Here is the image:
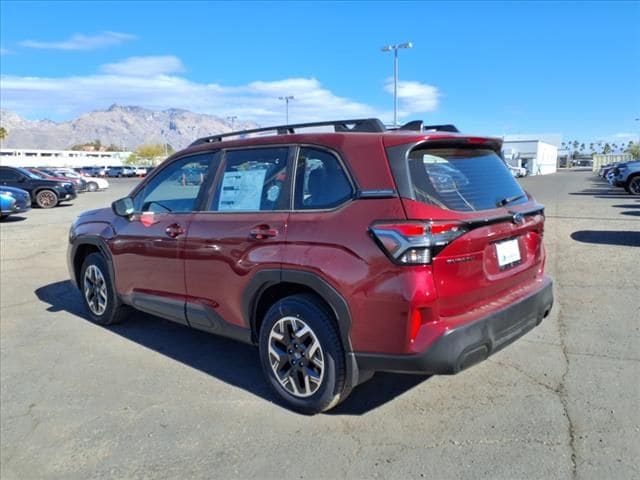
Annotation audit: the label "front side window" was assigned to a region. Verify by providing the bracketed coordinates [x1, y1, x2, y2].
[294, 147, 353, 210]
[210, 147, 289, 211]
[134, 154, 214, 213]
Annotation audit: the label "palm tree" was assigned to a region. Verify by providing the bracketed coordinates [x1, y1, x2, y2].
[603, 143, 612, 154]
[0, 127, 7, 147]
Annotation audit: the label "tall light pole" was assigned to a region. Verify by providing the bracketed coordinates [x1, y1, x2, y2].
[278, 95, 294, 124]
[226, 115, 238, 130]
[381, 42, 413, 126]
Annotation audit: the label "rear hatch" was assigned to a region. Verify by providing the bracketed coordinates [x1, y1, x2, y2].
[385, 139, 545, 317]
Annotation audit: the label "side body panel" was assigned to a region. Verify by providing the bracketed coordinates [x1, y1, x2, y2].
[184, 212, 289, 330]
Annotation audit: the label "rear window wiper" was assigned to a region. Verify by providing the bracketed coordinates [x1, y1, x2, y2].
[496, 194, 525, 207]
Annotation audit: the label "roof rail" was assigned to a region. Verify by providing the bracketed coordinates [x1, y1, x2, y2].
[190, 118, 386, 146]
[397, 120, 459, 133]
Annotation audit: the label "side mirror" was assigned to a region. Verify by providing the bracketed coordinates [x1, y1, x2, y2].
[112, 197, 135, 218]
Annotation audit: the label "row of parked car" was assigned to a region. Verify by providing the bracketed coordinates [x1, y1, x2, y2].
[597, 160, 640, 195]
[0, 165, 113, 220]
[80, 165, 151, 178]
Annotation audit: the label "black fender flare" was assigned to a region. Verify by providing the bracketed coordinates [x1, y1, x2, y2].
[243, 269, 353, 352]
[70, 235, 116, 291]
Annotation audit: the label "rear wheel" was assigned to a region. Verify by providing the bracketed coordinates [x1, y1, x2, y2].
[35, 189, 58, 209]
[259, 294, 347, 414]
[627, 176, 640, 195]
[87, 181, 98, 192]
[80, 253, 129, 325]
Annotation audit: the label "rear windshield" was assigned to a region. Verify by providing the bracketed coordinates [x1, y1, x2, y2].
[407, 147, 527, 211]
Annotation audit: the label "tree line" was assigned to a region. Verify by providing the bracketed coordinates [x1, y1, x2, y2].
[561, 139, 638, 157]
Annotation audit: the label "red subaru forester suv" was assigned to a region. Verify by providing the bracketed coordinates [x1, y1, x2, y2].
[68, 119, 553, 413]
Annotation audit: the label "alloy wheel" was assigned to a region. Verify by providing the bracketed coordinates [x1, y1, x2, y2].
[629, 177, 640, 195]
[83, 265, 108, 316]
[37, 191, 57, 208]
[268, 316, 325, 398]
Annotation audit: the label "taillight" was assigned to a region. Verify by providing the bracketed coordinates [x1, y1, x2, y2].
[369, 221, 467, 265]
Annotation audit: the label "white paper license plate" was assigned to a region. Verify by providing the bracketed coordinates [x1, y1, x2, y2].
[496, 238, 521, 267]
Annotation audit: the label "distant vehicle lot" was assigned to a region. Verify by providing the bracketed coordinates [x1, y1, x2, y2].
[1, 173, 638, 479]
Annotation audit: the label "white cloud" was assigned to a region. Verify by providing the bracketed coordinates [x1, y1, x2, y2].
[613, 132, 638, 139]
[0, 48, 11, 56]
[0, 56, 442, 124]
[100, 56, 185, 76]
[384, 79, 440, 115]
[20, 31, 136, 51]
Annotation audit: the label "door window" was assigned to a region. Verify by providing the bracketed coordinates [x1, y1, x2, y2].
[0, 168, 22, 182]
[294, 148, 353, 210]
[133, 154, 215, 213]
[210, 147, 290, 211]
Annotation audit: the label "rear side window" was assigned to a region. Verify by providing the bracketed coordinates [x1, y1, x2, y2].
[211, 147, 289, 212]
[408, 147, 527, 211]
[294, 147, 353, 210]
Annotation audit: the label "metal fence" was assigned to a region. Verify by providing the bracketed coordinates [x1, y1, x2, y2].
[592, 154, 633, 172]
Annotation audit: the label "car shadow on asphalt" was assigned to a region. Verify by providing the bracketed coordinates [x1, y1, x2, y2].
[570, 177, 638, 199]
[611, 203, 640, 209]
[569, 190, 634, 199]
[0, 215, 28, 223]
[570, 230, 640, 247]
[35, 280, 429, 415]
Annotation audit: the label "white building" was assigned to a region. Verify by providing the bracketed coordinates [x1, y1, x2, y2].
[502, 138, 558, 175]
[0, 148, 132, 168]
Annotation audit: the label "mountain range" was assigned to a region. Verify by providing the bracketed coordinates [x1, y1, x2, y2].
[0, 105, 257, 151]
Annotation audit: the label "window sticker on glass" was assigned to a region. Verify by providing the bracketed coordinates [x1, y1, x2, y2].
[218, 169, 268, 211]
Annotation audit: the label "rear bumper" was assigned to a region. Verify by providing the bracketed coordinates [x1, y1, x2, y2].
[354, 276, 554, 375]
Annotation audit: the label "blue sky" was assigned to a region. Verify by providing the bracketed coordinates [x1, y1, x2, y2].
[1, 0, 639, 144]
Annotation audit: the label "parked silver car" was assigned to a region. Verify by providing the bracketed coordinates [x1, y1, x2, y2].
[610, 161, 640, 195]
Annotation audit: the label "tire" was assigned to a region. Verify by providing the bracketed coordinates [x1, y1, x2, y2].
[258, 294, 347, 414]
[35, 189, 58, 209]
[80, 253, 129, 325]
[87, 182, 98, 192]
[627, 176, 640, 195]
[0, 214, 8, 221]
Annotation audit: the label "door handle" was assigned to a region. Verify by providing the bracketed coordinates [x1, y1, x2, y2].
[249, 225, 279, 240]
[165, 223, 185, 238]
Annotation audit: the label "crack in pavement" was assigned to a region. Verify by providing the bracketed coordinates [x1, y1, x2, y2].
[556, 297, 578, 480]
[488, 359, 557, 393]
[548, 199, 578, 479]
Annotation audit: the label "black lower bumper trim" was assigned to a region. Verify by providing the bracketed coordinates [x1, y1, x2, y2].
[355, 277, 554, 375]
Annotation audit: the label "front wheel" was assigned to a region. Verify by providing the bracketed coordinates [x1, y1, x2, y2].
[627, 176, 640, 195]
[35, 189, 58, 208]
[80, 253, 129, 325]
[87, 181, 98, 192]
[258, 294, 347, 414]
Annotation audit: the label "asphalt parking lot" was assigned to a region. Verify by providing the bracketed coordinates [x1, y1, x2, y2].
[1, 172, 639, 479]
